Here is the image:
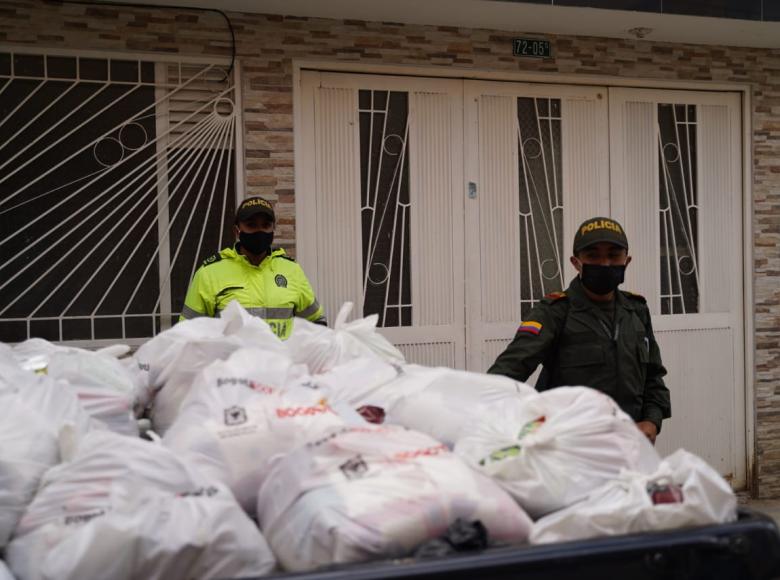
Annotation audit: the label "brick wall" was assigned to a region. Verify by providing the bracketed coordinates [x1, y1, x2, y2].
[3, 1, 780, 496]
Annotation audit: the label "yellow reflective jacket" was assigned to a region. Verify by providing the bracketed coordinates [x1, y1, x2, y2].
[179, 246, 325, 339]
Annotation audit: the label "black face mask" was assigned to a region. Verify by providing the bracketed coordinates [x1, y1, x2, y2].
[239, 230, 274, 256]
[580, 263, 626, 295]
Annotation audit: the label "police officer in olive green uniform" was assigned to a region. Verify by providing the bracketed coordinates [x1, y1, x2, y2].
[488, 217, 671, 444]
[180, 196, 326, 339]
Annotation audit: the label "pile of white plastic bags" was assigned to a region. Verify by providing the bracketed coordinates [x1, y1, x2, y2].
[163, 348, 348, 513]
[257, 424, 532, 571]
[0, 362, 92, 548]
[0, 301, 738, 578]
[6, 339, 144, 436]
[6, 431, 274, 580]
[529, 449, 737, 543]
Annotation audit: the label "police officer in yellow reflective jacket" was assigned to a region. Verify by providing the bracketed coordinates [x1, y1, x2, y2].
[488, 217, 671, 444]
[180, 196, 326, 339]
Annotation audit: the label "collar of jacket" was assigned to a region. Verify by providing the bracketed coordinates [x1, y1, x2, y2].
[228, 244, 286, 268]
[566, 275, 636, 312]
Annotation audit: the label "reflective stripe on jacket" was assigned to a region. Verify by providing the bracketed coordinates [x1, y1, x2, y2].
[179, 246, 325, 339]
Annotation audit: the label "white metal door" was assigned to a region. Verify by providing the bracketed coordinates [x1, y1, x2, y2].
[464, 81, 610, 372]
[298, 71, 466, 367]
[609, 88, 745, 486]
[299, 72, 746, 485]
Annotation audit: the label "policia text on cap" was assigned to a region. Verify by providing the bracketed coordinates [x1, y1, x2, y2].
[179, 196, 326, 339]
[488, 217, 671, 444]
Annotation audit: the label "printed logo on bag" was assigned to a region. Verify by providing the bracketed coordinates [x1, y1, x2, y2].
[64, 510, 106, 526]
[179, 486, 220, 498]
[275, 274, 288, 288]
[647, 482, 685, 505]
[218, 377, 253, 388]
[339, 455, 369, 480]
[216, 377, 276, 394]
[307, 426, 377, 449]
[224, 405, 248, 426]
[308, 428, 348, 449]
[480, 416, 546, 466]
[276, 403, 335, 419]
[251, 382, 275, 394]
[393, 443, 448, 461]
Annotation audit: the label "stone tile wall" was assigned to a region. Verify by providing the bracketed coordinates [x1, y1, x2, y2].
[3, 0, 780, 496]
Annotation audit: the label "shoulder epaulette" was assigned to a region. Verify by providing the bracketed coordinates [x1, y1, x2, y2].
[542, 291, 568, 303]
[622, 290, 647, 303]
[273, 252, 296, 262]
[201, 253, 222, 267]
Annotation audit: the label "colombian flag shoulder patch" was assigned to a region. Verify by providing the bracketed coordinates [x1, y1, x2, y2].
[544, 291, 567, 301]
[517, 320, 542, 335]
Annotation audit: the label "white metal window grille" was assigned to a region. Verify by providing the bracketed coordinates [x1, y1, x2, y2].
[358, 89, 412, 327]
[517, 97, 563, 318]
[0, 51, 238, 344]
[658, 103, 699, 314]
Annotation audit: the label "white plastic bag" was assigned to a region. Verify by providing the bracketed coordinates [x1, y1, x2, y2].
[6, 430, 275, 580]
[286, 303, 405, 374]
[455, 386, 661, 518]
[531, 449, 737, 543]
[305, 363, 454, 412]
[28, 484, 275, 580]
[258, 424, 533, 572]
[0, 374, 93, 548]
[9, 338, 65, 374]
[163, 348, 346, 513]
[0, 560, 13, 580]
[136, 301, 288, 433]
[10, 339, 143, 435]
[0, 343, 24, 391]
[386, 369, 535, 446]
[149, 338, 243, 433]
[294, 362, 534, 444]
[45, 350, 141, 436]
[295, 357, 402, 407]
[9, 430, 207, 538]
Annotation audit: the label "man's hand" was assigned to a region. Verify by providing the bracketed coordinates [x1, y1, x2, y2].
[636, 420, 658, 445]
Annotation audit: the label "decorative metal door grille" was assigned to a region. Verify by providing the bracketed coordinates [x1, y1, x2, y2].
[658, 103, 699, 314]
[517, 97, 563, 318]
[0, 51, 237, 343]
[358, 89, 412, 327]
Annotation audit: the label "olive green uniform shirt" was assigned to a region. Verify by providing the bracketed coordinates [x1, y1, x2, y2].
[487, 276, 671, 431]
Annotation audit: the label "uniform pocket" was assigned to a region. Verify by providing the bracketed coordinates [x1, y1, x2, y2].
[636, 331, 650, 363]
[558, 343, 605, 367]
[216, 285, 244, 297]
